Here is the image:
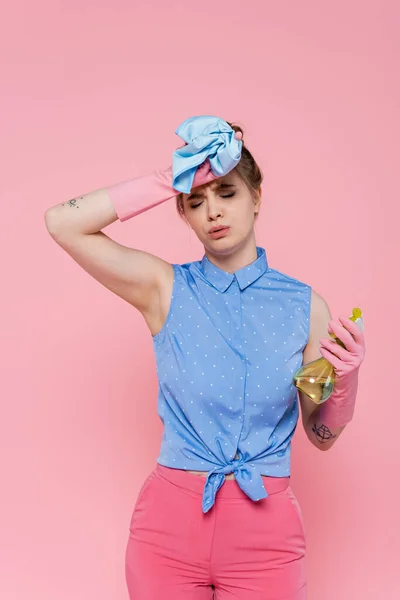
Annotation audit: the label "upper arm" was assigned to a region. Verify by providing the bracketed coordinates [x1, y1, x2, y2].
[298, 289, 332, 428]
[47, 228, 173, 315]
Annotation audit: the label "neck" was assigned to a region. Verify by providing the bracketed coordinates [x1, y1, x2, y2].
[205, 236, 258, 274]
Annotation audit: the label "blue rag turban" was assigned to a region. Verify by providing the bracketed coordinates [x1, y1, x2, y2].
[172, 115, 243, 194]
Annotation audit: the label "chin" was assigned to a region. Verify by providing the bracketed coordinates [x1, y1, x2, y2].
[204, 237, 239, 256]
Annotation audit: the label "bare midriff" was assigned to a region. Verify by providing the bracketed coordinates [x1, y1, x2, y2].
[185, 470, 236, 480]
[180, 452, 239, 480]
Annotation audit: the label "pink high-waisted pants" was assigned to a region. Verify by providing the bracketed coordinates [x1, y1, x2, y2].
[125, 464, 307, 599]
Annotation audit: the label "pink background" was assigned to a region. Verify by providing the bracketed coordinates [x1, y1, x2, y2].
[1, 1, 399, 598]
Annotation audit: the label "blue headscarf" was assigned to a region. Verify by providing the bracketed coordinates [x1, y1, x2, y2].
[172, 115, 243, 194]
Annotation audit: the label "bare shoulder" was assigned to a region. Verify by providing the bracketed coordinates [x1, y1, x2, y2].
[307, 289, 332, 350]
[310, 289, 331, 321]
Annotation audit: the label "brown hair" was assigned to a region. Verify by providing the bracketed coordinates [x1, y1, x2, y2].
[175, 121, 263, 220]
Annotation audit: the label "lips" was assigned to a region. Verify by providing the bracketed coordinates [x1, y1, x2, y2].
[209, 226, 229, 233]
[208, 226, 230, 239]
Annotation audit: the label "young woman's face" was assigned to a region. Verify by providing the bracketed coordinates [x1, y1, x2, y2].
[181, 170, 262, 254]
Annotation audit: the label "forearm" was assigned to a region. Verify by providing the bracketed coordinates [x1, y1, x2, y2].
[305, 405, 346, 451]
[300, 303, 365, 452]
[44, 166, 176, 237]
[45, 188, 118, 237]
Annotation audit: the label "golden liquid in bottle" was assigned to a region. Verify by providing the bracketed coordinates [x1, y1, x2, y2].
[293, 358, 335, 404]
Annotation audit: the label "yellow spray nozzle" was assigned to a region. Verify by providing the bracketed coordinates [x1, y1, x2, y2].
[328, 307, 363, 342]
[350, 307, 362, 321]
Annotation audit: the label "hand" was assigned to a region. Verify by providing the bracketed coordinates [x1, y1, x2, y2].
[192, 158, 218, 188]
[319, 316, 366, 382]
[191, 131, 243, 189]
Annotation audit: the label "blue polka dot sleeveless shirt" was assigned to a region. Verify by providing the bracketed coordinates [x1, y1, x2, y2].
[153, 246, 311, 513]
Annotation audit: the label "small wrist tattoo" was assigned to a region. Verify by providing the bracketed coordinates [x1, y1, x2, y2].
[62, 197, 83, 208]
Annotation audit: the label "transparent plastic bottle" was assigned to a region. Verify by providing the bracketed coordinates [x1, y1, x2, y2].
[293, 307, 364, 404]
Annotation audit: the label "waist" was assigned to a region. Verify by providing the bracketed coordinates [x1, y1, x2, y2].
[155, 464, 291, 497]
[157, 449, 292, 481]
[185, 451, 237, 479]
[186, 468, 230, 479]
[180, 469, 274, 480]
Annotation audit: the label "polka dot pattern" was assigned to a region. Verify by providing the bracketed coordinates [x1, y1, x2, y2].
[153, 247, 311, 513]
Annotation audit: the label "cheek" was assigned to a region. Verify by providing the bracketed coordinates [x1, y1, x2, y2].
[235, 200, 256, 224]
[185, 210, 204, 232]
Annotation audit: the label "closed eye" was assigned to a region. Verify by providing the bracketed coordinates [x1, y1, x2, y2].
[190, 192, 236, 209]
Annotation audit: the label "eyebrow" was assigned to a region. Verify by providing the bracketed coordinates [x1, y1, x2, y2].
[187, 183, 237, 201]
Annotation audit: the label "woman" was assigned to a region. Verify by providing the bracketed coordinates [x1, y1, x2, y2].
[45, 116, 365, 599]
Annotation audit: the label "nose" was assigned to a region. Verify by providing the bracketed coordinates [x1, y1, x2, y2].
[206, 196, 223, 221]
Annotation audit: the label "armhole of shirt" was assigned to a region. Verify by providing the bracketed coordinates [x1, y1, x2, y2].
[152, 263, 180, 348]
[304, 284, 312, 348]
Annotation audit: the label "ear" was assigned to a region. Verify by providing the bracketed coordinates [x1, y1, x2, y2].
[253, 187, 262, 214]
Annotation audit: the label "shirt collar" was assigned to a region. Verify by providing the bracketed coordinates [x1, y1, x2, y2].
[200, 246, 269, 292]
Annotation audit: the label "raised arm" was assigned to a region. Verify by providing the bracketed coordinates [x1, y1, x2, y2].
[44, 180, 174, 325]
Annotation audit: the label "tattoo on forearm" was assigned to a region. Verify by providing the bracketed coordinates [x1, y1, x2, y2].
[62, 197, 83, 209]
[312, 422, 337, 444]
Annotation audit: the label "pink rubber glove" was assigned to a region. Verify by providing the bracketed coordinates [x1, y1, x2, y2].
[108, 132, 243, 222]
[318, 315, 366, 429]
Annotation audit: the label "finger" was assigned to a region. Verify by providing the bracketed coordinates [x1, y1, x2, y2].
[320, 338, 352, 362]
[338, 316, 364, 345]
[328, 320, 358, 353]
[319, 346, 342, 371]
